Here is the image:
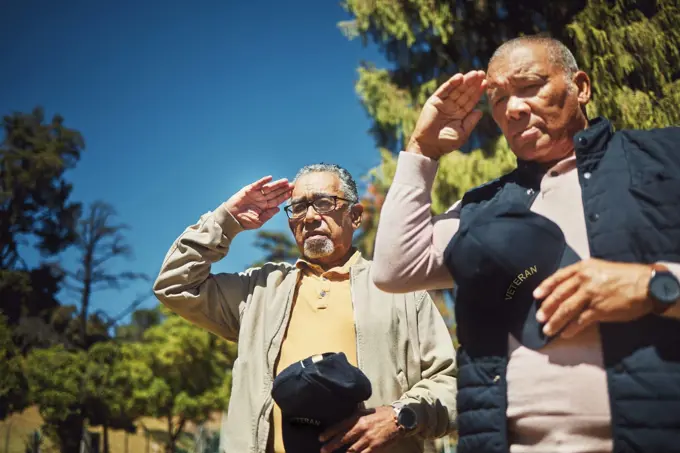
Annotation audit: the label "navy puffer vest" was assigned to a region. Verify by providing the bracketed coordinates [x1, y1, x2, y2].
[445, 118, 680, 453]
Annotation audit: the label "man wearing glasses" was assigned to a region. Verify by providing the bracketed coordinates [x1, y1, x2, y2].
[153, 163, 457, 453]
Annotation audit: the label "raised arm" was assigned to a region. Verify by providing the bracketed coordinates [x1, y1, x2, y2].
[372, 70, 487, 293]
[371, 153, 461, 292]
[153, 176, 293, 341]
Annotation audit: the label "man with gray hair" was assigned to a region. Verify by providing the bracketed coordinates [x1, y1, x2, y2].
[153, 163, 457, 453]
[372, 34, 680, 453]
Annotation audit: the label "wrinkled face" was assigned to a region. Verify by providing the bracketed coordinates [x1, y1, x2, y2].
[486, 43, 591, 163]
[287, 172, 362, 266]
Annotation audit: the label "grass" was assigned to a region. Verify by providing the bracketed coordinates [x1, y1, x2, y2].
[0, 407, 222, 453]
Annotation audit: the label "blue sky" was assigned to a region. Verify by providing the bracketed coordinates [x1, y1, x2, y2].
[1, 0, 389, 323]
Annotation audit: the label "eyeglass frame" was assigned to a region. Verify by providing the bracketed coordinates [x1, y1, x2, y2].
[284, 195, 355, 219]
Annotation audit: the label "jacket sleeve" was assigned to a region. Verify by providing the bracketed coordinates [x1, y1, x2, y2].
[152, 203, 259, 342]
[395, 290, 458, 439]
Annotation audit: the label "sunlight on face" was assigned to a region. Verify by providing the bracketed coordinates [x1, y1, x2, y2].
[486, 43, 588, 164]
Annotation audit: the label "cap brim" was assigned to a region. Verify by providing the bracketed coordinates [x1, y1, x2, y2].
[510, 245, 581, 350]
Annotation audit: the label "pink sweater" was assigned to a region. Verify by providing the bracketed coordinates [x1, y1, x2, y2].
[373, 152, 680, 453]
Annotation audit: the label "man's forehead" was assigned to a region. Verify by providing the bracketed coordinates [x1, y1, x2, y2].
[487, 44, 550, 86]
[291, 172, 341, 198]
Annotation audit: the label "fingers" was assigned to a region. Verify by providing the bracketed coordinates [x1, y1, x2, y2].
[261, 177, 292, 192]
[249, 175, 273, 190]
[534, 264, 580, 300]
[535, 274, 581, 323]
[450, 71, 486, 109]
[269, 189, 293, 207]
[248, 177, 294, 206]
[542, 288, 590, 336]
[320, 426, 361, 453]
[346, 437, 370, 453]
[320, 415, 357, 444]
[560, 309, 597, 339]
[433, 73, 465, 98]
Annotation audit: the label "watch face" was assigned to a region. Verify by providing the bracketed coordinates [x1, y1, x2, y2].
[650, 272, 680, 305]
[398, 407, 418, 430]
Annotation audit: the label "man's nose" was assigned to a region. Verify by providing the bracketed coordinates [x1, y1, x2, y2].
[303, 205, 320, 223]
[505, 96, 530, 120]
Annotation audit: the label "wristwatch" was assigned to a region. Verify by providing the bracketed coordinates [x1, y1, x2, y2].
[648, 264, 680, 314]
[391, 402, 418, 432]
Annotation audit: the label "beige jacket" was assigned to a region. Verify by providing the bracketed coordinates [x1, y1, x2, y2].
[152, 203, 458, 453]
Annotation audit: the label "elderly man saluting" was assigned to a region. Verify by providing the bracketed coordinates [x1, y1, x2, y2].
[153, 163, 457, 453]
[372, 35, 680, 453]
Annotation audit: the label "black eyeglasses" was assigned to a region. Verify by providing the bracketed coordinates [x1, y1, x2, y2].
[284, 195, 354, 219]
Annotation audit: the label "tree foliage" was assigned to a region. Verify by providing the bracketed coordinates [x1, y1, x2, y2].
[0, 107, 84, 353]
[115, 307, 163, 342]
[124, 309, 237, 453]
[568, 0, 680, 129]
[24, 345, 88, 453]
[0, 314, 28, 420]
[0, 107, 83, 270]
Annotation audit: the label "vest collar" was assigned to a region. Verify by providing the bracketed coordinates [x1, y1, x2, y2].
[513, 117, 613, 185]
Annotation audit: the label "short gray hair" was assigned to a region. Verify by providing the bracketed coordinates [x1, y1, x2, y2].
[294, 163, 359, 203]
[490, 35, 579, 79]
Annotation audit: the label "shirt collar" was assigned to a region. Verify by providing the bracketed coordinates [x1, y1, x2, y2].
[296, 249, 362, 278]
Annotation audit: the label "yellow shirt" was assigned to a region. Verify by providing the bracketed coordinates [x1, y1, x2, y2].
[271, 250, 361, 453]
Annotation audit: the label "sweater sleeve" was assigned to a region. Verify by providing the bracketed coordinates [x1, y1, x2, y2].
[372, 152, 461, 293]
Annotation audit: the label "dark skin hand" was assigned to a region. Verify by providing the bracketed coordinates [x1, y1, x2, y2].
[319, 406, 405, 453]
[534, 258, 655, 338]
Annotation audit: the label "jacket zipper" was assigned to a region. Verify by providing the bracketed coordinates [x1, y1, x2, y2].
[253, 274, 298, 452]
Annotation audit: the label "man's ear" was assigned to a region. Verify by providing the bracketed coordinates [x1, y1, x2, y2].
[573, 70, 591, 106]
[351, 204, 363, 230]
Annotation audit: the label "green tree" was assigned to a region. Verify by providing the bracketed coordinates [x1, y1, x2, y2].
[115, 307, 164, 342]
[24, 339, 141, 453]
[568, 0, 680, 129]
[0, 108, 83, 324]
[85, 341, 141, 453]
[24, 345, 87, 453]
[0, 107, 83, 271]
[126, 309, 237, 453]
[0, 314, 28, 420]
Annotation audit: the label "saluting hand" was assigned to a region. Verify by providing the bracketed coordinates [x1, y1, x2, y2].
[224, 175, 294, 230]
[408, 70, 487, 160]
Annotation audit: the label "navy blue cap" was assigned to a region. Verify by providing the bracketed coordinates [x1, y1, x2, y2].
[444, 202, 581, 349]
[271, 352, 372, 453]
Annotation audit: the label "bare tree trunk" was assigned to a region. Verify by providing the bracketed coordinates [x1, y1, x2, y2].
[166, 416, 174, 453]
[79, 241, 94, 346]
[102, 421, 110, 453]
